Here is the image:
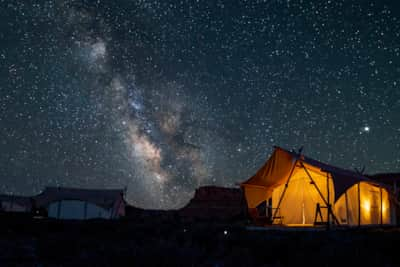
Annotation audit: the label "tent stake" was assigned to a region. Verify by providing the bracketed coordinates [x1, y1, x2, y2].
[300, 162, 340, 226]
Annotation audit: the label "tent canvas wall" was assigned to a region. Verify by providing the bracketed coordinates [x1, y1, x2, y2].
[241, 147, 396, 226]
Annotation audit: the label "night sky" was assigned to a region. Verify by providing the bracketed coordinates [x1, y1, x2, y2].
[1, 0, 400, 209]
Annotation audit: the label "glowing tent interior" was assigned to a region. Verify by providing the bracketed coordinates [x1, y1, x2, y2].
[241, 147, 396, 226]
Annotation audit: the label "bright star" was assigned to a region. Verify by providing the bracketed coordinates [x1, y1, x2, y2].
[360, 125, 370, 134]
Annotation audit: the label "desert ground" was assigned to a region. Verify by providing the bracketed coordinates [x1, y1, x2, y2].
[1, 212, 400, 267]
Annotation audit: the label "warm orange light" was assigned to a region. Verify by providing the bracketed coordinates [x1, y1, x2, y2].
[363, 200, 371, 213]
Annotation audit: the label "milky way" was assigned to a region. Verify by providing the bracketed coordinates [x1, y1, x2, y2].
[1, 0, 400, 209]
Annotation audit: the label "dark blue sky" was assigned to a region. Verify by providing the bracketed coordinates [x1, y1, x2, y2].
[1, 0, 400, 208]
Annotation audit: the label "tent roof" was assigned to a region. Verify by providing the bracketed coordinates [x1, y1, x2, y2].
[242, 146, 380, 200]
[0, 194, 33, 209]
[368, 173, 400, 186]
[35, 187, 124, 209]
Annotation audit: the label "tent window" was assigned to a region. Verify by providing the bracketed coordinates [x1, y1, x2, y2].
[334, 182, 392, 226]
[48, 200, 111, 220]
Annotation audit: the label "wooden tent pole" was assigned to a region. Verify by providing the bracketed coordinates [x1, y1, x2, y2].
[327, 173, 330, 229]
[358, 182, 361, 227]
[345, 191, 349, 225]
[300, 162, 340, 225]
[272, 160, 298, 221]
[380, 187, 383, 226]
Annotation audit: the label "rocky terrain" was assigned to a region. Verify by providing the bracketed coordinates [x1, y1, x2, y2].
[179, 186, 246, 221]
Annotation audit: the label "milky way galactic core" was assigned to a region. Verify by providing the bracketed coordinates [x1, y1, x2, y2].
[1, 0, 400, 209]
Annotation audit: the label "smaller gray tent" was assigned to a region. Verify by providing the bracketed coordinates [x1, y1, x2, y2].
[35, 187, 125, 220]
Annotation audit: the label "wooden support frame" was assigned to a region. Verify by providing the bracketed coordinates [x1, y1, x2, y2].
[271, 159, 298, 223]
[314, 203, 326, 225]
[300, 162, 340, 226]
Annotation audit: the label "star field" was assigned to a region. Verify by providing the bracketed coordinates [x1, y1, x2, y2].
[1, 0, 400, 209]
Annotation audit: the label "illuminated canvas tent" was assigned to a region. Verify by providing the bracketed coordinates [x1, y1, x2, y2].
[241, 147, 396, 226]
